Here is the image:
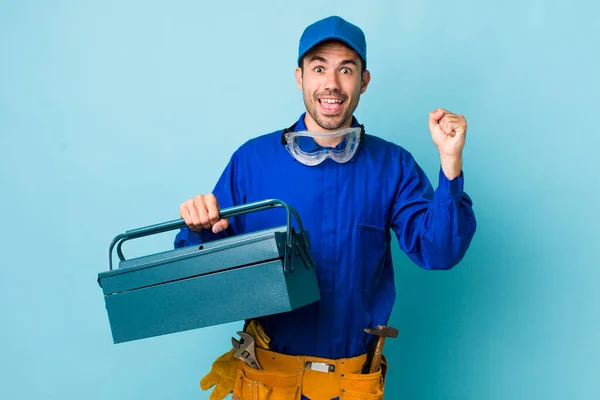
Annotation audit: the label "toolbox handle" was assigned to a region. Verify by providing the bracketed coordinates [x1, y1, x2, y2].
[108, 199, 307, 271]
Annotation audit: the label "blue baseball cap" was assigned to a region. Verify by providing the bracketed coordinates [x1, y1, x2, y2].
[297, 16, 367, 68]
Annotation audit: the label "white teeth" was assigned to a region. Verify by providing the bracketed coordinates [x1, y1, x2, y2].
[321, 99, 342, 104]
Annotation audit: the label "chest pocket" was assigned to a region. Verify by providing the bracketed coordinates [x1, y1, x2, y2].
[354, 204, 392, 292]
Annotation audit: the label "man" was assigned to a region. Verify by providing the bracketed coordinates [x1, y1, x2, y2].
[175, 15, 476, 400]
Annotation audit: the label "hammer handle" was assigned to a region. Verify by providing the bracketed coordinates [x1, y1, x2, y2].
[369, 337, 386, 373]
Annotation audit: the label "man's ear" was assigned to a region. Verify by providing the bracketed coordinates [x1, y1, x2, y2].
[295, 67, 303, 90]
[360, 70, 371, 94]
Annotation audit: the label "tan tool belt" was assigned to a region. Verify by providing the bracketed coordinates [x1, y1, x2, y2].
[233, 347, 388, 400]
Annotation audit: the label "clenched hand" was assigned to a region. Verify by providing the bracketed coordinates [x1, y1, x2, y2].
[180, 194, 229, 234]
[428, 108, 468, 180]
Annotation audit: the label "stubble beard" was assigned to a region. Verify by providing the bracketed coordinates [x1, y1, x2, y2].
[303, 90, 360, 132]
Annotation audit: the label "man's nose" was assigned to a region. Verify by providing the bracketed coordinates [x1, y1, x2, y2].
[323, 70, 340, 92]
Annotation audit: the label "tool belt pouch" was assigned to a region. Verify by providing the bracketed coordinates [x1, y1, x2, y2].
[234, 361, 302, 400]
[339, 356, 387, 400]
[97, 199, 319, 344]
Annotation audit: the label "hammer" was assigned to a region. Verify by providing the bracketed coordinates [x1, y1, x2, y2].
[364, 325, 399, 373]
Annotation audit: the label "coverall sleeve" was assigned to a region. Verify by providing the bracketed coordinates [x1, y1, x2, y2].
[390, 151, 476, 270]
[173, 151, 245, 248]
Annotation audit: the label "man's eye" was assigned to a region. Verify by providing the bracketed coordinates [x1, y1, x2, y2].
[341, 68, 352, 74]
[314, 67, 324, 73]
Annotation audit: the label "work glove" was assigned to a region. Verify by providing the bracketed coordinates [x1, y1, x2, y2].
[246, 320, 270, 349]
[200, 348, 239, 400]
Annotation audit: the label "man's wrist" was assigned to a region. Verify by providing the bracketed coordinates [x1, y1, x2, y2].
[440, 154, 463, 180]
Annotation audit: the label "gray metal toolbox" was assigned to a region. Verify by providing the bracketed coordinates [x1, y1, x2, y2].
[98, 199, 319, 344]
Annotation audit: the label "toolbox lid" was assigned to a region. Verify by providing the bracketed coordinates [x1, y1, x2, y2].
[98, 226, 287, 295]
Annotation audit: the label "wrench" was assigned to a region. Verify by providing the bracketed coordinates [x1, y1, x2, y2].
[231, 331, 262, 370]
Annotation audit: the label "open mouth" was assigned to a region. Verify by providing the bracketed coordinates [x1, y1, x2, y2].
[318, 98, 344, 114]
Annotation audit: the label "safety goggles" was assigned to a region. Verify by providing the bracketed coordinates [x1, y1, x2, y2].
[282, 126, 363, 166]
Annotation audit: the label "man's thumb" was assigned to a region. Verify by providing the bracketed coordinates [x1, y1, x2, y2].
[429, 108, 444, 130]
[212, 219, 229, 234]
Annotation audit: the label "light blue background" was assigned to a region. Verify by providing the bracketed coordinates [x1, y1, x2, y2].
[1, 0, 598, 398]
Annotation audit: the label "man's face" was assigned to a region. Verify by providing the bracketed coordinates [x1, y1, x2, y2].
[295, 41, 370, 132]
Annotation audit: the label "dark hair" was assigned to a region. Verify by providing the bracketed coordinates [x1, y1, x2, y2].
[300, 39, 367, 74]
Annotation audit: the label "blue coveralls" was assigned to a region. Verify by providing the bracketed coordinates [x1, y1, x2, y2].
[175, 113, 476, 360]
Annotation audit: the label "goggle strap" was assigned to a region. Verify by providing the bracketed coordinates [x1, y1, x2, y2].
[281, 122, 299, 145]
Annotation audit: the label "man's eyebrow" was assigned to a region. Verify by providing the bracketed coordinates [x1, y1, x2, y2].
[308, 55, 328, 64]
[307, 56, 358, 66]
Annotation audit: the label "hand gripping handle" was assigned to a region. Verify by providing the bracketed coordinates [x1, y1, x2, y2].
[107, 199, 307, 271]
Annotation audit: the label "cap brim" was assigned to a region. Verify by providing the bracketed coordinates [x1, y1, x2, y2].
[297, 35, 366, 66]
